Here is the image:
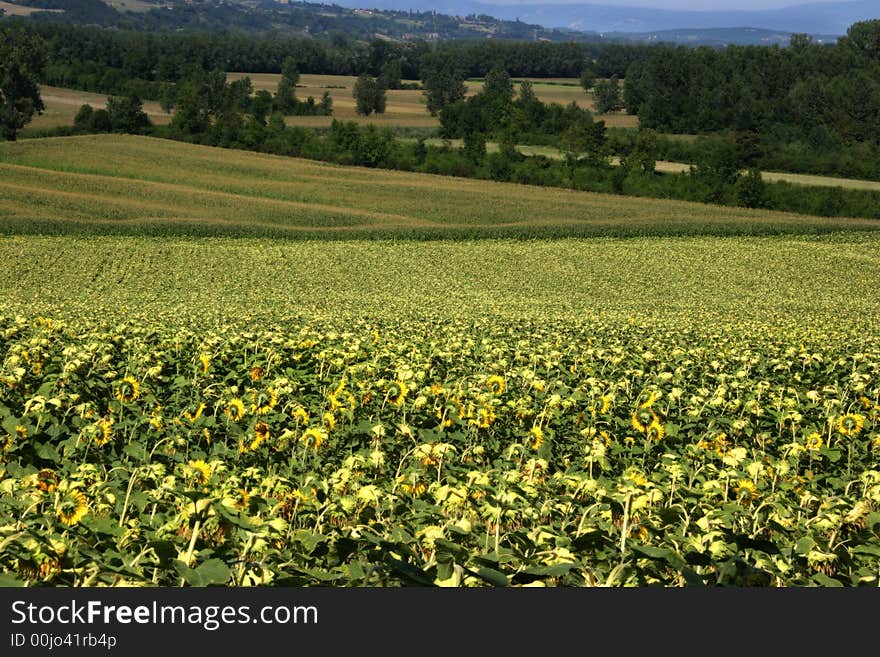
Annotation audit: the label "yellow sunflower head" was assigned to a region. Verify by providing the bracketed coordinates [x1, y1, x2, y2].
[805, 432, 823, 451]
[529, 425, 544, 450]
[183, 402, 206, 423]
[301, 427, 326, 452]
[291, 406, 309, 426]
[226, 398, 246, 422]
[389, 380, 409, 406]
[646, 421, 666, 442]
[734, 478, 758, 501]
[632, 408, 658, 434]
[94, 417, 114, 446]
[57, 489, 88, 527]
[115, 376, 140, 404]
[836, 414, 865, 437]
[487, 375, 505, 396]
[187, 459, 212, 486]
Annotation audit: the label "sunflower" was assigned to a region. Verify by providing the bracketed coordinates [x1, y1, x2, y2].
[836, 414, 865, 437]
[389, 380, 409, 406]
[323, 412, 336, 431]
[639, 391, 659, 409]
[94, 417, 114, 446]
[255, 388, 279, 415]
[236, 488, 251, 510]
[734, 478, 758, 501]
[805, 432, 823, 451]
[188, 459, 212, 485]
[470, 406, 495, 429]
[600, 395, 613, 414]
[183, 402, 206, 423]
[114, 376, 140, 404]
[529, 425, 545, 450]
[35, 469, 59, 493]
[225, 398, 245, 422]
[398, 474, 426, 497]
[199, 354, 211, 374]
[646, 421, 666, 442]
[291, 406, 309, 425]
[57, 489, 88, 527]
[487, 375, 505, 396]
[250, 366, 264, 382]
[624, 468, 648, 487]
[250, 421, 270, 450]
[301, 427, 326, 452]
[631, 408, 658, 434]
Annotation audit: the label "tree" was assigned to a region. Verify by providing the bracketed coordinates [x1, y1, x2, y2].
[620, 128, 659, 174]
[735, 168, 766, 208]
[421, 54, 466, 116]
[593, 77, 623, 114]
[106, 95, 151, 134]
[483, 66, 514, 102]
[276, 58, 300, 114]
[377, 59, 403, 91]
[841, 20, 880, 59]
[462, 131, 486, 164]
[353, 73, 386, 116]
[579, 67, 596, 93]
[0, 30, 47, 141]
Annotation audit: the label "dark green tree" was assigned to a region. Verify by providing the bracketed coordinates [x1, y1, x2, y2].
[735, 168, 767, 208]
[276, 58, 300, 114]
[377, 59, 403, 90]
[0, 30, 47, 141]
[579, 67, 596, 93]
[620, 128, 659, 174]
[106, 94, 151, 134]
[421, 54, 466, 116]
[353, 73, 386, 116]
[593, 77, 623, 114]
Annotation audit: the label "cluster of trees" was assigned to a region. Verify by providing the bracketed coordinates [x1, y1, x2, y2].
[436, 67, 607, 165]
[624, 21, 880, 178]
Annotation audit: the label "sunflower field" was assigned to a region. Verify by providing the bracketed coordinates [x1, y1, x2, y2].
[1, 231, 879, 588]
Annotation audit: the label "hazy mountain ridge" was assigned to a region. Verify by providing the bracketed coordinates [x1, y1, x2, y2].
[330, 0, 878, 35]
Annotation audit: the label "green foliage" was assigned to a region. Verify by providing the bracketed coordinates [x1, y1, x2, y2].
[593, 77, 624, 114]
[0, 29, 47, 141]
[105, 95, 151, 134]
[421, 54, 467, 116]
[735, 168, 767, 209]
[579, 68, 595, 92]
[1, 229, 879, 587]
[353, 74, 386, 117]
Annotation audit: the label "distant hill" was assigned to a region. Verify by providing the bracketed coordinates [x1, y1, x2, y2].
[331, 0, 879, 36]
[604, 27, 842, 47]
[1, 0, 870, 45]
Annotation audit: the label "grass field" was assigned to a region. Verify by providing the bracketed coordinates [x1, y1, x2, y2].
[2, 135, 877, 239]
[225, 73, 638, 129]
[24, 86, 172, 133]
[0, 1, 62, 15]
[1, 133, 878, 587]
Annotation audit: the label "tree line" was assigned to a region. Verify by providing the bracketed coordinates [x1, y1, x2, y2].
[624, 21, 880, 179]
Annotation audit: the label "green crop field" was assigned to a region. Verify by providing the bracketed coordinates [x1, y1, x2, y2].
[1, 134, 879, 587]
[2, 135, 877, 239]
[25, 86, 172, 134]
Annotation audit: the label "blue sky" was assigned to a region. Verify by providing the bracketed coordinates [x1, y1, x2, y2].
[480, 0, 834, 8]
